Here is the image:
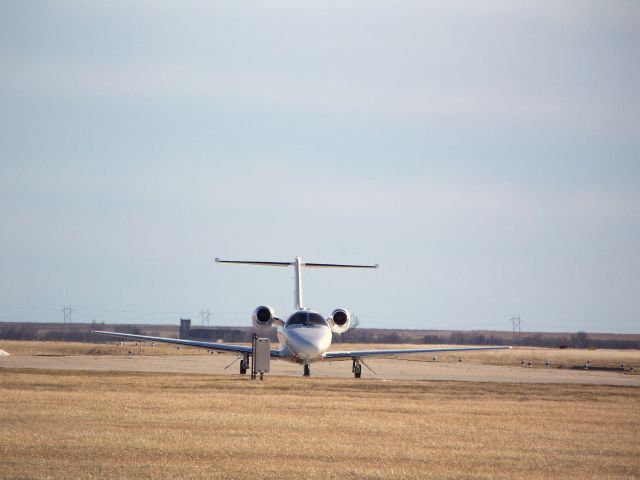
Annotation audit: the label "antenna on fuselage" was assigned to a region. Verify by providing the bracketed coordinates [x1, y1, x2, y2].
[214, 257, 379, 311]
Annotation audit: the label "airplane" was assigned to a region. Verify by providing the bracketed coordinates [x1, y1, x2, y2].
[94, 257, 511, 378]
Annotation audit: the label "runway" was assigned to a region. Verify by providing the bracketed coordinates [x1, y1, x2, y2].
[1, 354, 638, 386]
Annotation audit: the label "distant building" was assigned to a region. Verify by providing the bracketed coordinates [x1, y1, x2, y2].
[179, 318, 191, 339]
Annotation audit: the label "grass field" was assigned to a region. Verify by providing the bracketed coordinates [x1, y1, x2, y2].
[2, 340, 639, 369]
[1, 368, 639, 479]
[0, 340, 212, 357]
[335, 343, 640, 368]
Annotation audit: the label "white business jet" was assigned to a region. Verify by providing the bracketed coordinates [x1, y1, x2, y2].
[94, 257, 510, 377]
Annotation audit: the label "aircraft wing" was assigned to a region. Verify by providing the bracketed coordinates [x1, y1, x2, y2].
[323, 345, 511, 360]
[92, 331, 282, 357]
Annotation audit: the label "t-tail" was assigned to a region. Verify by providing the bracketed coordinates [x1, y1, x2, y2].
[214, 257, 379, 310]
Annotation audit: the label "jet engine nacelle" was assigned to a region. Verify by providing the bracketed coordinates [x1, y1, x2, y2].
[328, 308, 351, 334]
[252, 305, 276, 330]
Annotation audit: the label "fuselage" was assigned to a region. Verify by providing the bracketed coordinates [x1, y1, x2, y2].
[279, 310, 333, 363]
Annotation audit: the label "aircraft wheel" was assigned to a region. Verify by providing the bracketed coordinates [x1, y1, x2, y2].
[303, 364, 310, 377]
[240, 359, 248, 375]
[352, 359, 362, 378]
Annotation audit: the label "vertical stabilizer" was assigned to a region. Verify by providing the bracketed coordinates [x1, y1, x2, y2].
[294, 256, 303, 310]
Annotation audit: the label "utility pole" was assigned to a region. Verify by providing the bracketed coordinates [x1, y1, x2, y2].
[200, 309, 211, 327]
[511, 314, 521, 334]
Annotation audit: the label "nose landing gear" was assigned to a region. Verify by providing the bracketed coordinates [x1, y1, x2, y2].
[303, 363, 311, 377]
[352, 358, 362, 378]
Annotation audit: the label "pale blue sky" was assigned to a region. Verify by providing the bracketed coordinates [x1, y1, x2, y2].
[1, 1, 638, 332]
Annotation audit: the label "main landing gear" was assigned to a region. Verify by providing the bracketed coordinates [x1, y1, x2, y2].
[303, 363, 311, 377]
[239, 355, 248, 375]
[352, 358, 362, 378]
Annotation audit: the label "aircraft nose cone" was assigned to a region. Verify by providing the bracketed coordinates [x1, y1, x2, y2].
[286, 327, 331, 360]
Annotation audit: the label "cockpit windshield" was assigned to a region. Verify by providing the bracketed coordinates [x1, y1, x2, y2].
[286, 311, 328, 328]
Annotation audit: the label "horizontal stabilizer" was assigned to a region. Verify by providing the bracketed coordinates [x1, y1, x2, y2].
[215, 258, 292, 267]
[303, 262, 379, 269]
[215, 258, 378, 269]
[215, 256, 379, 310]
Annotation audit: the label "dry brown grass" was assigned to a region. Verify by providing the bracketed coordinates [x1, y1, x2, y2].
[2, 340, 639, 369]
[0, 340, 211, 357]
[1, 368, 639, 479]
[332, 343, 640, 368]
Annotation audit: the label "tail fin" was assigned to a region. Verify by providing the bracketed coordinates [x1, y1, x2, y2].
[215, 257, 379, 310]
